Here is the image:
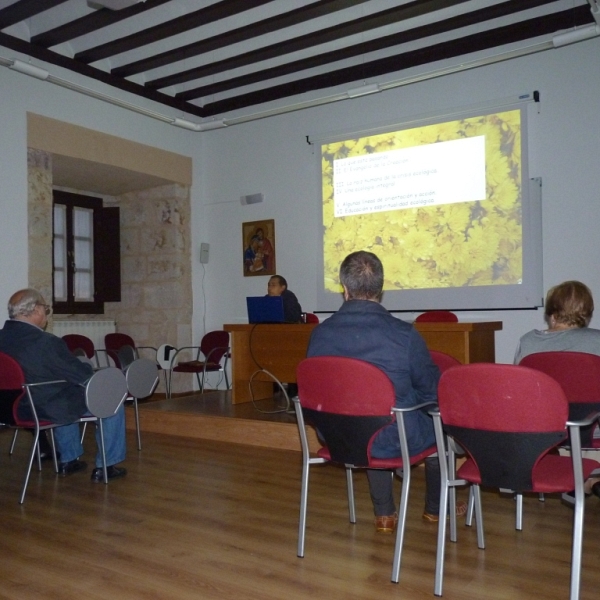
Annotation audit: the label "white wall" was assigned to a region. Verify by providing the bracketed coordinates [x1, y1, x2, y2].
[2, 39, 600, 366]
[0, 58, 202, 339]
[196, 38, 600, 364]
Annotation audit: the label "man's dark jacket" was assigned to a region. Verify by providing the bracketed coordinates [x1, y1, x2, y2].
[0, 319, 92, 423]
[307, 300, 439, 458]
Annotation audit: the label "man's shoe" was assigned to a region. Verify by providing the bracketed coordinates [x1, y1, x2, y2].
[91, 465, 127, 483]
[375, 512, 398, 533]
[423, 500, 468, 523]
[58, 459, 87, 477]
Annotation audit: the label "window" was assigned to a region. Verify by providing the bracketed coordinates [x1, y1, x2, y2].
[53, 190, 121, 314]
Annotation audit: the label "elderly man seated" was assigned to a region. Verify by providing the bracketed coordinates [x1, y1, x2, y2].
[0, 288, 127, 482]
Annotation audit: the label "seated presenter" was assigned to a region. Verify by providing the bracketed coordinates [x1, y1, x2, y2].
[0, 288, 127, 482]
[267, 275, 303, 323]
[514, 280, 600, 498]
[307, 251, 465, 531]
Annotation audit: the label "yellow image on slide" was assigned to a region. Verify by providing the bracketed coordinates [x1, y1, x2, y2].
[322, 110, 522, 292]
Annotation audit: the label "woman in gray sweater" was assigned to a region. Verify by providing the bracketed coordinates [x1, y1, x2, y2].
[514, 280, 600, 498]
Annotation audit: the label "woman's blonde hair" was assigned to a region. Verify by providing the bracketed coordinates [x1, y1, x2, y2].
[544, 280, 594, 328]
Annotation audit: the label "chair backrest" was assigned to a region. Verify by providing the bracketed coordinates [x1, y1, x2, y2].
[156, 343, 177, 369]
[415, 310, 458, 323]
[429, 349, 461, 373]
[296, 356, 395, 465]
[0, 351, 25, 425]
[199, 330, 229, 364]
[519, 351, 600, 404]
[519, 351, 600, 447]
[117, 344, 137, 370]
[304, 312, 319, 324]
[125, 358, 159, 399]
[438, 363, 568, 491]
[62, 334, 95, 360]
[85, 367, 128, 419]
[105, 333, 137, 368]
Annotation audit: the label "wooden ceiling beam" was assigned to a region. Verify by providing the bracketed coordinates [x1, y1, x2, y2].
[74, 0, 278, 64]
[200, 6, 593, 117]
[110, 0, 371, 78]
[170, 0, 555, 99]
[0, 0, 67, 29]
[30, 0, 171, 48]
[150, 0, 477, 90]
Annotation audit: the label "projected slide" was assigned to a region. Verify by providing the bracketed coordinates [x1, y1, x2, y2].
[321, 109, 523, 295]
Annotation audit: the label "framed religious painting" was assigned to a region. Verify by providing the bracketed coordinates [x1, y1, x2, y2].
[243, 219, 276, 276]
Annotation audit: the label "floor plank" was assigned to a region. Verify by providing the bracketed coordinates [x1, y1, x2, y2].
[0, 428, 598, 599]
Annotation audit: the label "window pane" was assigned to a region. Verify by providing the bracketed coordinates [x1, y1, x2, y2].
[74, 239, 92, 269]
[72, 207, 94, 302]
[54, 270, 66, 302]
[73, 207, 93, 237]
[53, 204, 66, 236]
[74, 271, 92, 301]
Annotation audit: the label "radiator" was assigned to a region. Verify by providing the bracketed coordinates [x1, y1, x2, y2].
[52, 319, 116, 351]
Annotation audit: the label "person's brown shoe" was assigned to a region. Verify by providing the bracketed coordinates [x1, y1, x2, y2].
[423, 500, 467, 522]
[375, 512, 398, 533]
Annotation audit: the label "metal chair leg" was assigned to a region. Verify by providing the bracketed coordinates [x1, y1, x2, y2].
[391, 462, 411, 583]
[345, 466, 356, 523]
[9, 428, 18, 454]
[97, 419, 108, 484]
[132, 397, 142, 451]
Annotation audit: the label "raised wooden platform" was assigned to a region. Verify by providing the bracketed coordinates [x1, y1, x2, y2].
[125, 390, 320, 452]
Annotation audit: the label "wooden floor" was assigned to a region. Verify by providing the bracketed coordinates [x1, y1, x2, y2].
[1, 428, 599, 600]
[130, 389, 320, 452]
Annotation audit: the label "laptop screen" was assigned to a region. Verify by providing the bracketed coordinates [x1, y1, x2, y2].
[247, 296, 285, 324]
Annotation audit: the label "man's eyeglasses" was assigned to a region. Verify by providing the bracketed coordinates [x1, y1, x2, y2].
[37, 303, 52, 316]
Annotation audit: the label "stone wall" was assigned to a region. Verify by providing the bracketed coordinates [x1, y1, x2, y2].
[26, 148, 193, 394]
[104, 184, 193, 394]
[27, 149, 53, 306]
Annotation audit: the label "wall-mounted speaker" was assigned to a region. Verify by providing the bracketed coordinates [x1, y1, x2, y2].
[240, 193, 264, 205]
[200, 242, 210, 264]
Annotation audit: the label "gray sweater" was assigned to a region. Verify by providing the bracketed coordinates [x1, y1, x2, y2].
[514, 327, 600, 364]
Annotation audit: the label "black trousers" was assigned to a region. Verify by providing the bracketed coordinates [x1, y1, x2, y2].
[366, 456, 441, 516]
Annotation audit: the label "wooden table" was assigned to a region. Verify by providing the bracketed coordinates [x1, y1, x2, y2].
[224, 324, 317, 403]
[414, 321, 502, 365]
[224, 321, 502, 403]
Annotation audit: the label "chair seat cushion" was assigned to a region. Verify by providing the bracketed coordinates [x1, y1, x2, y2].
[316, 444, 436, 469]
[458, 454, 600, 492]
[173, 361, 220, 372]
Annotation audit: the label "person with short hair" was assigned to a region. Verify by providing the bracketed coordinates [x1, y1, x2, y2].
[514, 280, 600, 499]
[0, 288, 127, 482]
[267, 275, 302, 323]
[514, 280, 600, 362]
[307, 251, 458, 531]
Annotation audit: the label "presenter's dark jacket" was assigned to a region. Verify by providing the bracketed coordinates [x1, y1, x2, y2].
[281, 289, 302, 323]
[0, 319, 93, 424]
[306, 300, 439, 458]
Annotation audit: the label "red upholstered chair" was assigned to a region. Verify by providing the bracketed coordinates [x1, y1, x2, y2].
[519, 351, 600, 450]
[62, 334, 98, 366]
[429, 349, 461, 373]
[294, 356, 437, 583]
[0, 351, 59, 503]
[168, 330, 230, 398]
[303, 312, 319, 323]
[104, 333, 139, 368]
[415, 311, 458, 323]
[432, 363, 600, 600]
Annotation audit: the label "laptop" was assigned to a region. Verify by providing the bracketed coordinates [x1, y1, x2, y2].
[247, 296, 285, 324]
